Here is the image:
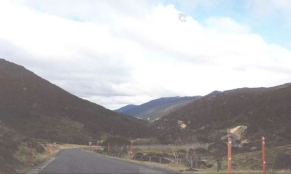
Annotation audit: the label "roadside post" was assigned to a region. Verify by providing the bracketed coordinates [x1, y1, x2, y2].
[30, 142, 33, 168]
[228, 137, 232, 174]
[47, 143, 51, 156]
[108, 143, 111, 152]
[96, 141, 99, 152]
[130, 140, 133, 159]
[262, 136, 266, 174]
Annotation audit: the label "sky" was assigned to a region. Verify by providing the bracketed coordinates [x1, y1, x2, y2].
[0, 0, 291, 110]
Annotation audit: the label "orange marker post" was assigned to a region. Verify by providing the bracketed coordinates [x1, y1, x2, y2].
[228, 137, 232, 174]
[96, 141, 98, 153]
[48, 143, 51, 156]
[262, 136, 266, 174]
[130, 140, 133, 159]
[108, 143, 111, 152]
[30, 142, 33, 168]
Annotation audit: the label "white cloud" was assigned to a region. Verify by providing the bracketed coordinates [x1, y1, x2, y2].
[0, 1, 291, 109]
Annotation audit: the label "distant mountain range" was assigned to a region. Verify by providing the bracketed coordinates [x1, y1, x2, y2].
[114, 96, 201, 121]
[115, 104, 137, 113]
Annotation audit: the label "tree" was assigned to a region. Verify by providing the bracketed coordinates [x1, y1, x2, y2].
[176, 136, 199, 171]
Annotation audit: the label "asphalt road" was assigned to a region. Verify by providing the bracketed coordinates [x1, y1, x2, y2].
[39, 149, 176, 173]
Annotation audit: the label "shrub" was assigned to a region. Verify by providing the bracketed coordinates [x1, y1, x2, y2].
[194, 147, 209, 155]
[33, 142, 45, 153]
[101, 136, 130, 146]
[208, 141, 227, 156]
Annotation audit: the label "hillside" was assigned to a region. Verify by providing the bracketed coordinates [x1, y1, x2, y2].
[115, 96, 201, 121]
[0, 59, 153, 143]
[154, 84, 291, 146]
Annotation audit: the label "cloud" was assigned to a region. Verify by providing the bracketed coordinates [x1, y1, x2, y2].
[204, 17, 251, 34]
[0, 0, 291, 109]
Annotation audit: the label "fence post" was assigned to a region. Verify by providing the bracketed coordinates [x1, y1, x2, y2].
[130, 140, 133, 159]
[30, 142, 33, 168]
[47, 143, 51, 156]
[228, 136, 232, 174]
[262, 136, 266, 174]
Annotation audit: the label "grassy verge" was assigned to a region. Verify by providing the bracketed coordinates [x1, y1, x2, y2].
[83, 144, 291, 174]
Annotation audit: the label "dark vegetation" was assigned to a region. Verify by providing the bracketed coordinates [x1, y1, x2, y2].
[0, 123, 44, 173]
[154, 84, 291, 146]
[0, 128, 21, 173]
[273, 153, 291, 170]
[101, 136, 130, 146]
[0, 59, 154, 143]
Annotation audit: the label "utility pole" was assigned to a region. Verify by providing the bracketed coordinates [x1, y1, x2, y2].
[262, 136, 266, 174]
[228, 137, 232, 174]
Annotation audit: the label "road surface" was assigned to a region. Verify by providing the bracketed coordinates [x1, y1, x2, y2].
[40, 149, 176, 173]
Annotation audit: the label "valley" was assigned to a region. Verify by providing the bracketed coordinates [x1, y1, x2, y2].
[1, 59, 291, 173]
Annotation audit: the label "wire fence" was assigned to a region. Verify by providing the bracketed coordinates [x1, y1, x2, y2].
[84, 147, 209, 168]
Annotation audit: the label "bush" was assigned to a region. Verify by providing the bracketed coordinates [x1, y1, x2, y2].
[13, 143, 30, 163]
[33, 142, 45, 153]
[194, 147, 209, 155]
[101, 136, 130, 146]
[208, 141, 227, 156]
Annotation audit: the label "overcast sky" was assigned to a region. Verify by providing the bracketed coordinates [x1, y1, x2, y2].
[1, 0, 291, 110]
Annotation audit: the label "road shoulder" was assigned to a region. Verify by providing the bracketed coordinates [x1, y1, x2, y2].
[27, 156, 56, 174]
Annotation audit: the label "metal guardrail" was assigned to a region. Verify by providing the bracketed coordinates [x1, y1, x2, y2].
[103, 152, 175, 164]
[132, 155, 175, 164]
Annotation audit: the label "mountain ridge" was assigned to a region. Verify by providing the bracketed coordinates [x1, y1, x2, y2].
[115, 96, 201, 121]
[154, 83, 291, 146]
[115, 104, 138, 113]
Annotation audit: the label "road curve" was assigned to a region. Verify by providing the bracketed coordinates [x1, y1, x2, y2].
[40, 149, 176, 173]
